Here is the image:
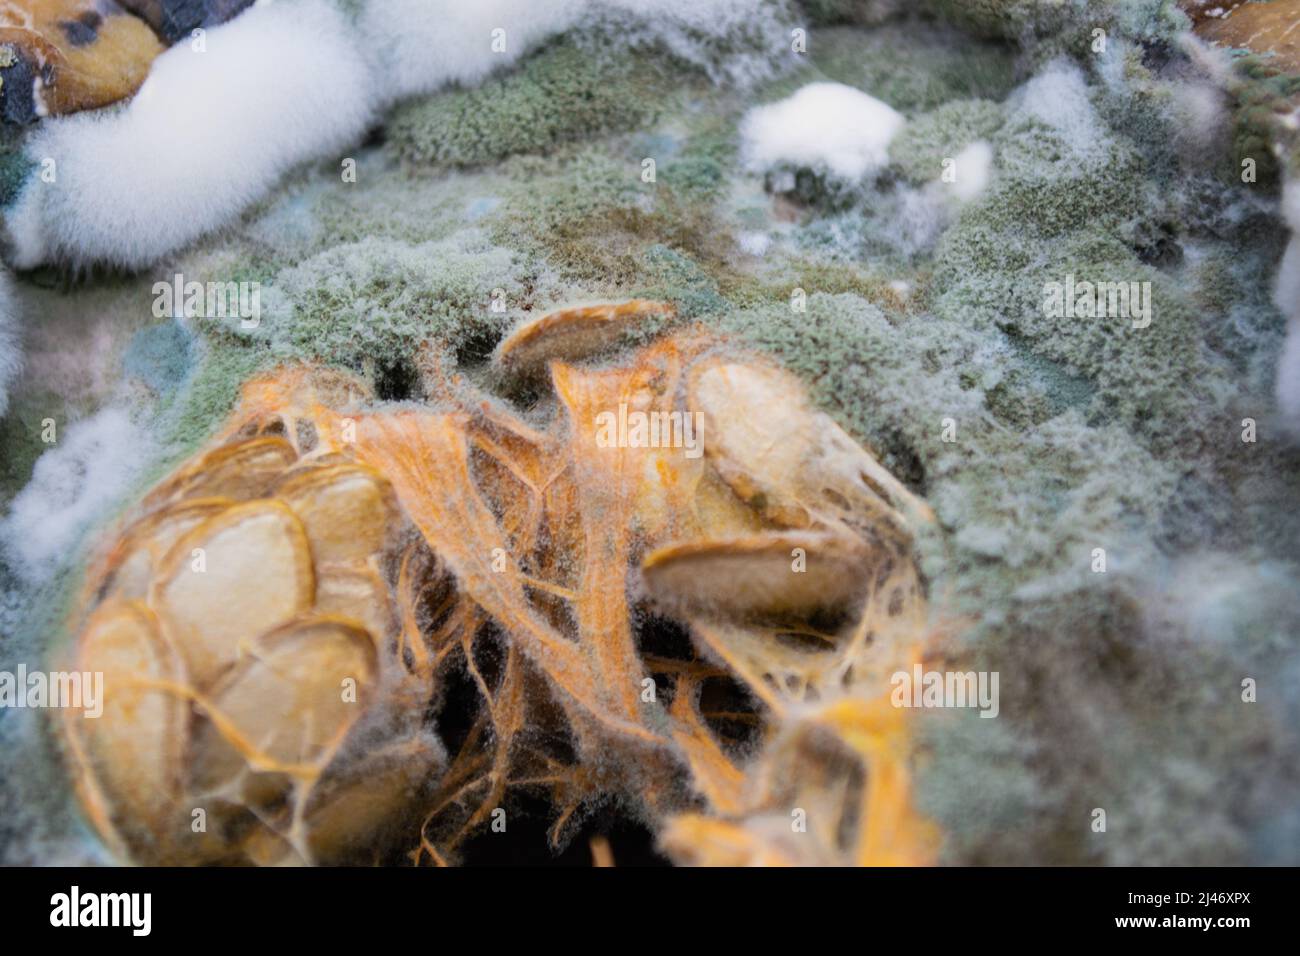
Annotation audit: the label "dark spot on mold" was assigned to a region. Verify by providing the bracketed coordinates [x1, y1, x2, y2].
[1139, 38, 1174, 72]
[1133, 222, 1184, 269]
[430, 634, 486, 760]
[119, 0, 256, 45]
[878, 429, 927, 494]
[457, 791, 670, 866]
[373, 356, 419, 401]
[59, 12, 103, 48]
[835, 760, 868, 852]
[874, 557, 897, 591]
[699, 674, 762, 754]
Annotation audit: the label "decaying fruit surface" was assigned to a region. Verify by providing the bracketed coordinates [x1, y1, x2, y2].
[60, 303, 941, 866]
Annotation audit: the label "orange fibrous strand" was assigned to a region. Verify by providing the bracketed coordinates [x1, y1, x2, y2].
[63, 306, 945, 867]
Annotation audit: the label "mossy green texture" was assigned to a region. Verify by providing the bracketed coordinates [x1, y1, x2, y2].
[739, 258, 915, 313]
[924, 0, 1063, 39]
[889, 99, 1005, 184]
[923, 70, 1199, 449]
[0, 390, 62, 501]
[800, 23, 1019, 113]
[798, 0, 901, 27]
[160, 332, 268, 456]
[1228, 57, 1300, 187]
[924, 0, 1187, 46]
[633, 244, 730, 320]
[489, 147, 735, 292]
[256, 232, 527, 376]
[710, 291, 1172, 586]
[387, 40, 669, 169]
[0, 139, 31, 207]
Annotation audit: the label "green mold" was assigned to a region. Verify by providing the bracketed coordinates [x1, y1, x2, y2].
[387, 40, 672, 169]
[257, 232, 527, 378]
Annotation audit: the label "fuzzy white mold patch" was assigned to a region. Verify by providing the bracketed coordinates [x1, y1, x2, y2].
[363, 0, 785, 103]
[944, 140, 993, 203]
[1, 407, 152, 583]
[361, 0, 583, 104]
[1005, 60, 1111, 172]
[590, 0, 788, 87]
[740, 82, 906, 182]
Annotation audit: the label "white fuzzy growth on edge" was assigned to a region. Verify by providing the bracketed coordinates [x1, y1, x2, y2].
[367, 0, 784, 101]
[739, 82, 905, 182]
[1274, 179, 1300, 430]
[0, 269, 20, 417]
[6, 0, 376, 271]
[1, 407, 152, 582]
[944, 140, 993, 203]
[362, 0, 582, 104]
[1008, 61, 1109, 170]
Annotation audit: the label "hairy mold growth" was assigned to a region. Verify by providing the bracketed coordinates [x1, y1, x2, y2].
[1, 406, 153, 584]
[740, 82, 906, 185]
